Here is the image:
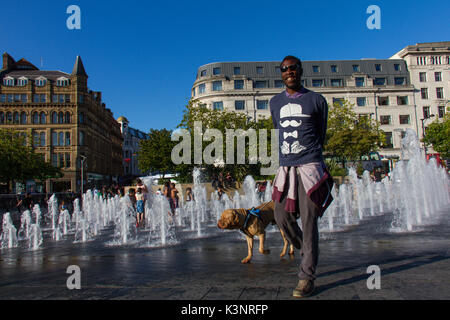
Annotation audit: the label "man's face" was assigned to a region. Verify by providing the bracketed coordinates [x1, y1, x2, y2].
[281, 59, 302, 90]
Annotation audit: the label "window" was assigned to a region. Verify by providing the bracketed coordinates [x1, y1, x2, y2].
[40, 132, 46, 146]
[399, 115, 410, 125]
[375, 64, 382, 71]
[57, 78, 69, 86]
[13, 112, 19, 124]
[78, 94, 84, 103]
[0, 94, 5, 102]
[39, 112, 46, 124]
[374, 78, 386, 86]
[417, 57, 427, 65]
[438, 106, 445, 118]
[52, 131, 58, 146]
[234, 67, 241, 75]
[254, 80, 267, 89]
[213, 67, 221, 75]
[52, 154, 58, 167]
[32, 112, 39, 124]
[79, 131, 85, 146]
[435, 72, 442, 82]
[52, 112, 58, 124]
[212, 81, 222, 91]
[330, 65, 338, 73]
[65, 153, 71, 168]
[59, 153, 64, 168]
[330, 79, 343, 87]
[198, 83, 206, 94]
[65, 112, 71, 124]
[3, 77, 14, 86]
[275, 66, 281, 74]
[0, 112, 4, 124]
[65, 132, 71, 146]
[355, 77, 365, 87]
[421, 88, 428, 99]
[380, 115, 391, 125]
[6, 112, 12, 123]
[312, 79, 324, 87]
[21, 94, 27, 103]
[332, 98, 345, 106]
[378, 96, 389, 106]
[394, 77, 406, 85]
[256, 100, 268, 110]
[312, 66, 320, 73]
[7, 94, 13, 102]
[423, 106, 430, 119]
[397, 96, 408, 105]
[383, 132, 393, 148]
[357, 97, 366, 107]
[192, 87, 195, 97]
[352, 65, 360, 72]
[35, 78, 47, 86]
[235, 100, 245, 110]
[419, 72, 427, 82]
[14, 94, 21, 102]
[301, 79, 307, 87]
[18, 78, 28, 86]
[394, 64, 400, 71]
[234, 80, 244, 90]
[200, 70, 207, 77]
[20, 112, 27, 124]
[33, 132, 39, 147]
[274, 80, 284, 88]
[256, 66, 263, 74]
[59, 132, 64, 146]
[436, 87, 444, 99]
[213, 101, 223, 110]
[58, 112, 64, 124]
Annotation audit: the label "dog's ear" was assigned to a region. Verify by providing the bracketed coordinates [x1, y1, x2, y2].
[232, 210, 241, 226]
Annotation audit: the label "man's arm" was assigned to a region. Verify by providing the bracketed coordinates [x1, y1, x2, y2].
[318, 97, 328, 147]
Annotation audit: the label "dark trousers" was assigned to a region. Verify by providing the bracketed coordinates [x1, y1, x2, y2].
[274, 169, 320, 281]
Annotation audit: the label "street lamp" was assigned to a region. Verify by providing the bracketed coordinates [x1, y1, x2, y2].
[80, 155, 87, 194]
[420, 114, 435, 157]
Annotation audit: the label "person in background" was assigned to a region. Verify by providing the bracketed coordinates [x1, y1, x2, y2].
[170, 182, 179, 216]
[127, 188, 137, 217]
[16, 192, 33, 213]
[135, 187, 146, 227]
[185, 187, 194, 202]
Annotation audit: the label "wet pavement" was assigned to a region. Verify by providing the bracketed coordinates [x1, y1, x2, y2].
[0, 210, 449, 300]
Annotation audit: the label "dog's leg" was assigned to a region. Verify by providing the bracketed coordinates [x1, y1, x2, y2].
[241, 236, 254, 264]
[289, 244, 295, 256]
[279, 229, 289, 258]
[258, 233, 270, 255]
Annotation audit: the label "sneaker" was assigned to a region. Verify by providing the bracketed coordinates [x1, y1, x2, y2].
[292, 279, 315, 298]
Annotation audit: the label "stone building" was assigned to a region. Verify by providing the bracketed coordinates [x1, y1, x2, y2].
[0, 52, 123, 193]
[117, 116, 149, 181]
[390, 41, 450, 146]
[192, 59, 415, 159]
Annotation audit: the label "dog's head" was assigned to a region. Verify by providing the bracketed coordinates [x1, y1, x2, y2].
[217, 209, 241, 230]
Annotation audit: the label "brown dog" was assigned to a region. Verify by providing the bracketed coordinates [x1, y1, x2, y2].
[217, 201, 295, 263]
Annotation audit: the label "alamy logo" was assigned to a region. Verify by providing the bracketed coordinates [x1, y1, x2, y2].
[66, 5, 81, 30]
[66, 265, 81, 290]
[366, 265, 381, 290]
[366, 5, 381, 30]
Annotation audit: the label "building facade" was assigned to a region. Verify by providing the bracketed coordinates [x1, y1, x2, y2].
[117, 116, 149, 180]
[390, 41, 450, 144]
[0, 53, 123, 193]
[192, 42, 449, 160]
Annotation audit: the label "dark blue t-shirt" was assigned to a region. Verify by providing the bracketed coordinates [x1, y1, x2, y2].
[270, 88, 328, 166]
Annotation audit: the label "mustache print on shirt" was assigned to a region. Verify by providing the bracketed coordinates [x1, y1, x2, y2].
[280, 119, 302, 128]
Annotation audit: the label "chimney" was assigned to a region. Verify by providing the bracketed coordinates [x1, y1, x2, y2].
[2, 52, 15, 70]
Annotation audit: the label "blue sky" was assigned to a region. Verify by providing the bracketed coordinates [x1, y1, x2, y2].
[1, 0, 449, 132]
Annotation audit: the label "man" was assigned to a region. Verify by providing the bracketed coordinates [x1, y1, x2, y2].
[270, 55, 334, 297]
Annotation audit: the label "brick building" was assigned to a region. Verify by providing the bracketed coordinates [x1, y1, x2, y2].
[0, 52, 123, 193]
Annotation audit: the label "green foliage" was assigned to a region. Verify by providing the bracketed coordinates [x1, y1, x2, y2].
[324, 159, 347, 177]
[0, 129, 62, 192]
[138, 128, 177, 177]
[176, 98, 274, 184]
[422, 113, 450, 159]
[325, 100, 385, 164]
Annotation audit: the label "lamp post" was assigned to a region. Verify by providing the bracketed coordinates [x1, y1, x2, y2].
[420, 114, 435, 158]
[80, 155, 86, 195]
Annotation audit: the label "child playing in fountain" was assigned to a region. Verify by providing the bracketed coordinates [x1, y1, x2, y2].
[135, 187, 146, 228]
[128, 188, 137, 218]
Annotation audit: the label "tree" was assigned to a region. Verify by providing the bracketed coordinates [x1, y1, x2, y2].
[0, 129, 62, 193]
[175, 98, 274, 184]
[325, 100, 385, 167]
[422, 113, 450, 159]
[138, 128, 177, 178]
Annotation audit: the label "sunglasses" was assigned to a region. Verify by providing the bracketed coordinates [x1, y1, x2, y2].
[280, 64, 300, 72]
